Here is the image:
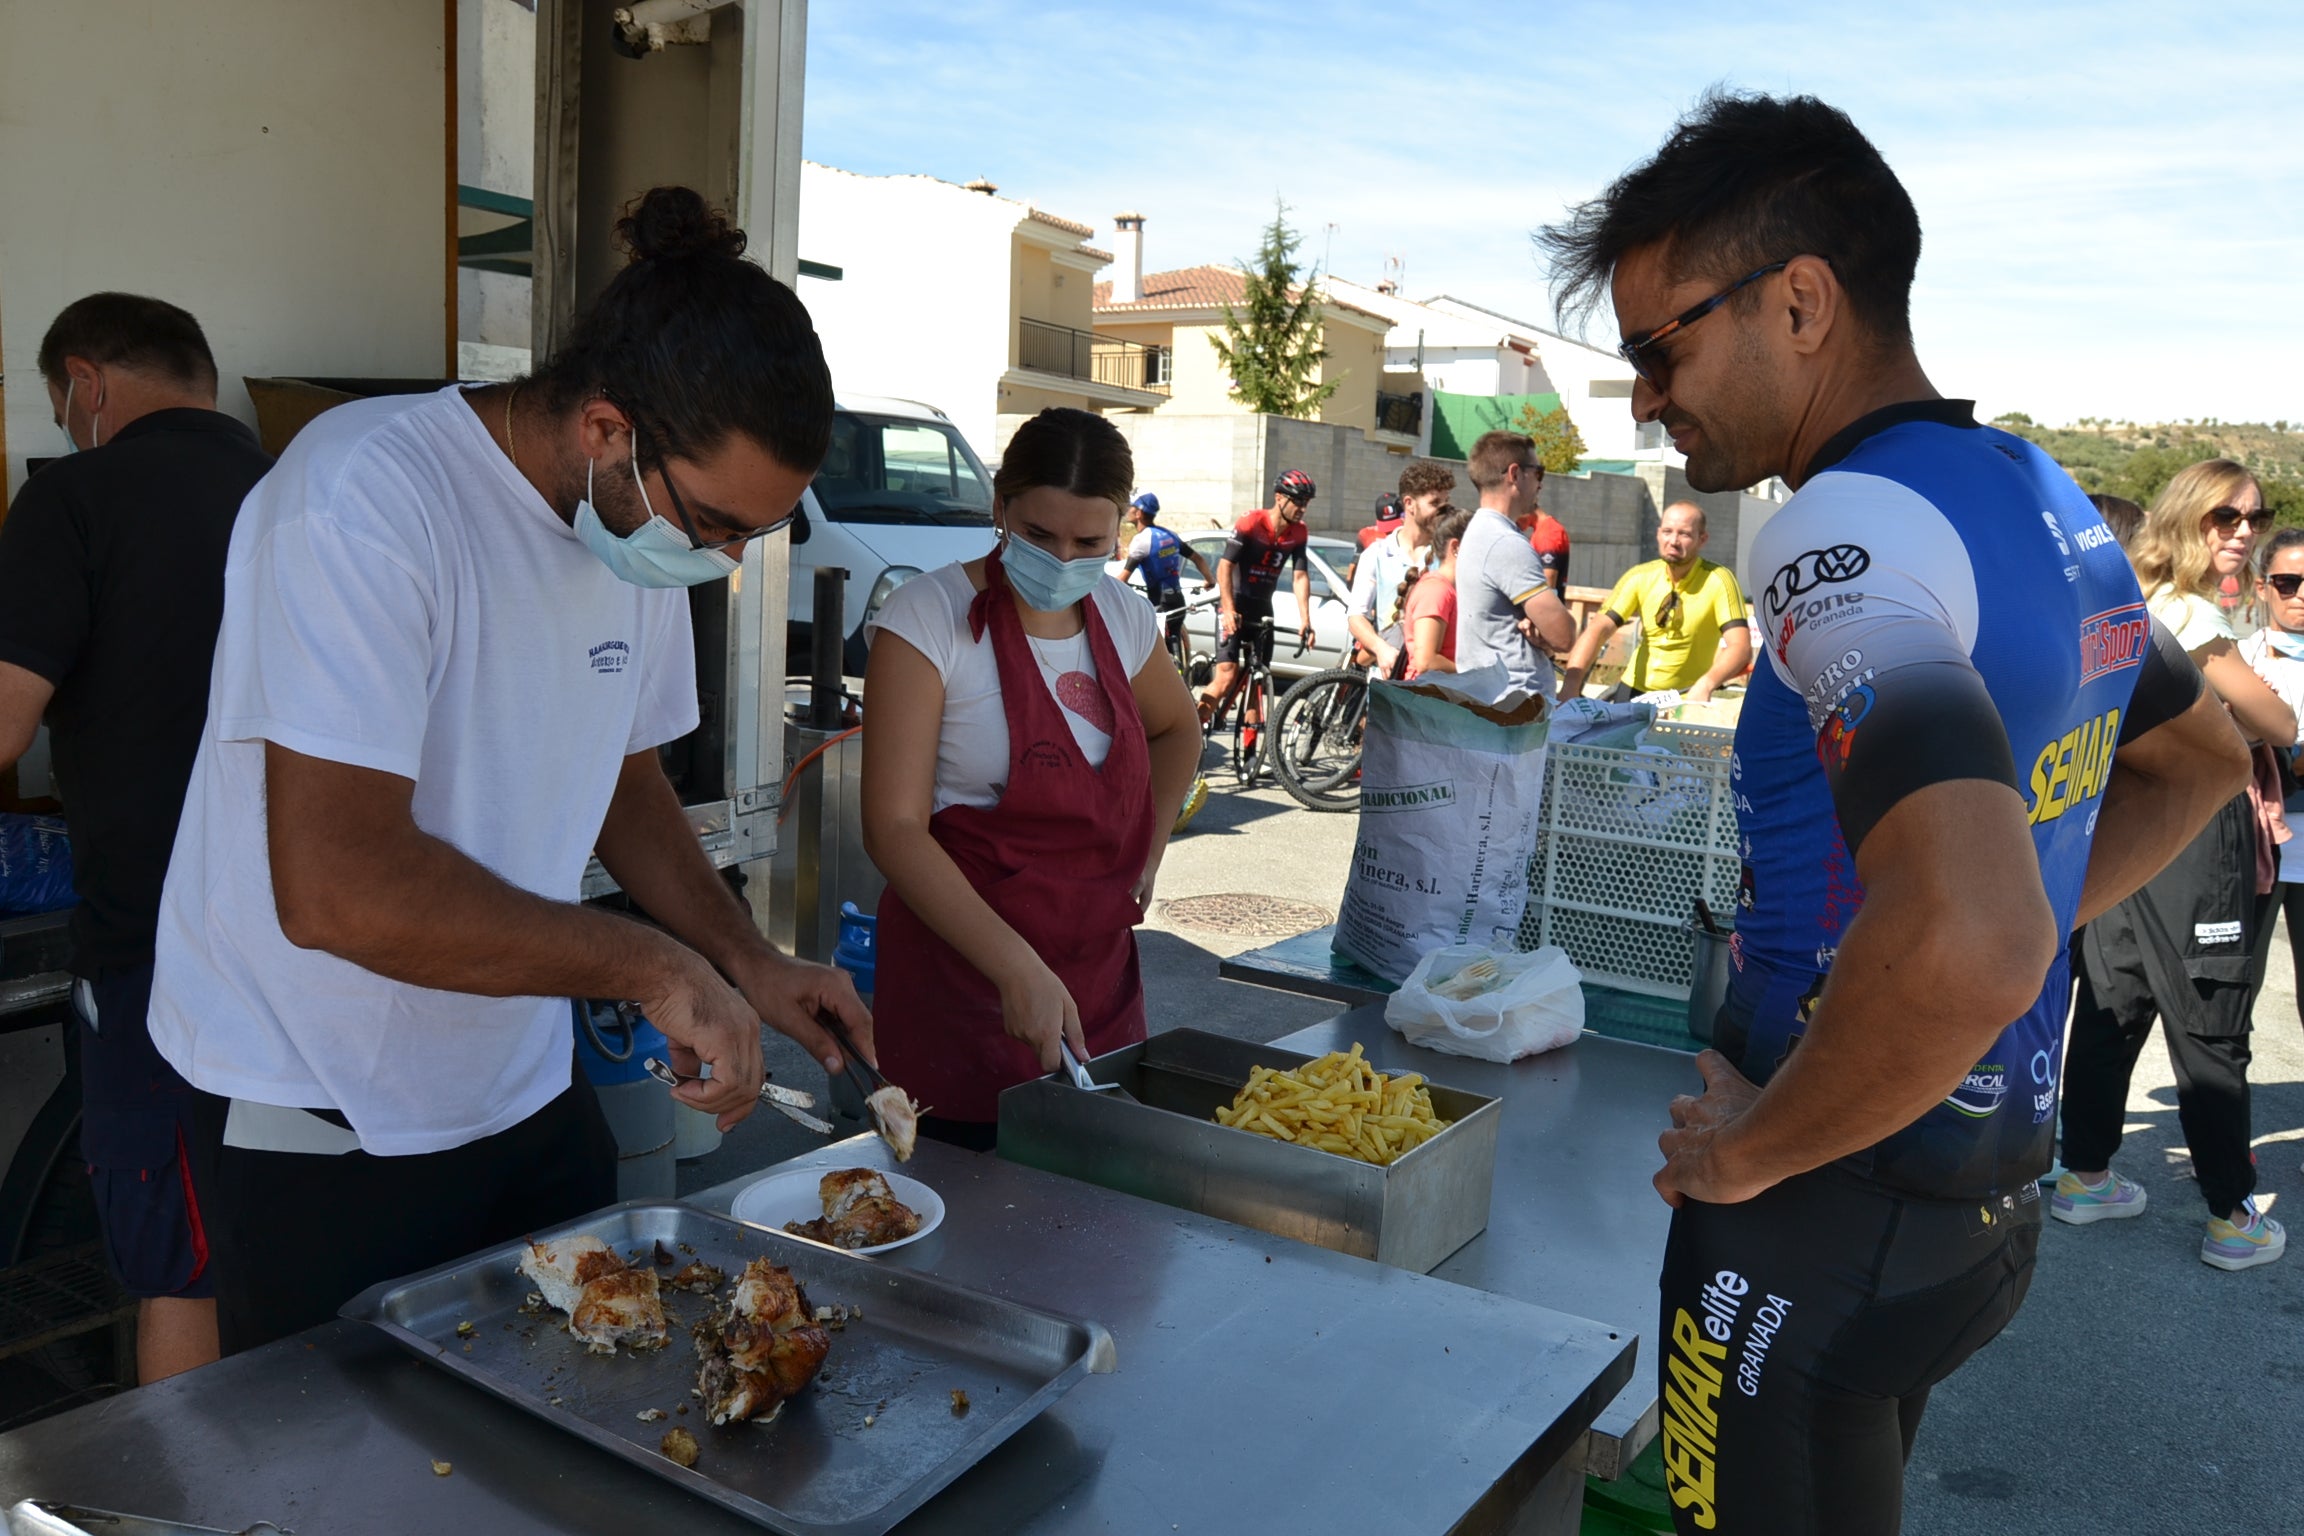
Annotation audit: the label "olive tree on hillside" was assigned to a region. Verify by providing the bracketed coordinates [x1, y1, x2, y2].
[1210, 201, 1338, 420]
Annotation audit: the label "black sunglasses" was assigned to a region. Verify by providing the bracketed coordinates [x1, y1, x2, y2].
[641, 430, 798, 552]
[1616, 260, 1793, 388]
[2208, 505, 2262, 535]
[2265, 572, 2304, 598]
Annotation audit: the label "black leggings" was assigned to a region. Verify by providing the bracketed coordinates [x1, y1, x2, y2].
[1657, 1166, 2040, 1536]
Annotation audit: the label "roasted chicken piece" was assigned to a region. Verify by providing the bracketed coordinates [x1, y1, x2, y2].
[692, 1258, 832, 1425]
[866, 1084, 922, 1162]
[822, 1169, 923, 1250]
[518, 1234, 667, 1353]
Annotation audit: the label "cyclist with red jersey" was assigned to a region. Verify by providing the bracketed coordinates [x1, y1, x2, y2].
[1197, 469, 1316, 727]
[1511, 461, 1571, 593]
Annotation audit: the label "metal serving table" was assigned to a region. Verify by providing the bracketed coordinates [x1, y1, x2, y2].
[0, 1138, 1632, 1536]
[1271, 1006, 1694, 1479]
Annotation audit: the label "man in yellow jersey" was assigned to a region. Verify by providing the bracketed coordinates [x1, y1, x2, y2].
[1561, 501, 1751, 700]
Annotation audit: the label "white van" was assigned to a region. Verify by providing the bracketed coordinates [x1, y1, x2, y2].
[789, 395, 999, 674]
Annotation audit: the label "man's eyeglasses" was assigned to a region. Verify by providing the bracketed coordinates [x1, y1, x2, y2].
[1616, 260, 1793, 389]
[2263, 572, 2304, 598]
[647, 439, 800, 552]
[2209, 505, 2262, 535]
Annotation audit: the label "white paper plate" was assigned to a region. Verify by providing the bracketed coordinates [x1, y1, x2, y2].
[729, 1167, 945, 1255]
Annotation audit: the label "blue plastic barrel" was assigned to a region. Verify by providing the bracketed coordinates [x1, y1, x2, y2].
[571, 1000, 675, 1199]
[573, 999, 668, 1085]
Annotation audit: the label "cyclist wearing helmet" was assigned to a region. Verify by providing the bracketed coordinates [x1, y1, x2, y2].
[1121, 492, 1214, 632]
[1198, 470, 1316, 726]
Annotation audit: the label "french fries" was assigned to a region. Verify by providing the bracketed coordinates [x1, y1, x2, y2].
[1212, 1043, 1449, 1166]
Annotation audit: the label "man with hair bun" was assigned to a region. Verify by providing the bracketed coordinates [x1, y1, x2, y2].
[149, 187, 872, 1352]
[1541, 92, 2242, 1532]
[0, 292, 272, 1381]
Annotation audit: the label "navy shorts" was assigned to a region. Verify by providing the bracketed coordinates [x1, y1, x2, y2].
[75, 964, 213, 1300]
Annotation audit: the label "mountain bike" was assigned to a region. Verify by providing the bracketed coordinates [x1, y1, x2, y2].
[1268, 666, 1370, 811]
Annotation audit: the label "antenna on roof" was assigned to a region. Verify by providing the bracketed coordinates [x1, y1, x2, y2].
[1380, 254, 1405, 297]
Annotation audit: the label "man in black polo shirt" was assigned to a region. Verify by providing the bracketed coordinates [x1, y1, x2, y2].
[0, 293, 271, 1380]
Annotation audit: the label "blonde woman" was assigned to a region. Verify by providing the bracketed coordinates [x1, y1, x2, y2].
[2058, 460, 2294, 1269]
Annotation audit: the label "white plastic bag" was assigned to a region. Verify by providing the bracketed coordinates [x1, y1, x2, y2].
[1385, 944, 1585, 1063]
[1333, 671, 1548, 982]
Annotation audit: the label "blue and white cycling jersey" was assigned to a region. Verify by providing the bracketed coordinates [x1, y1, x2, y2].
[1126, 526, 1187, 602]
[1725, 399, 2198, 1199]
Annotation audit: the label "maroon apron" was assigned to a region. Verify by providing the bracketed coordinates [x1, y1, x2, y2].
[873, 548, 1156, 1123]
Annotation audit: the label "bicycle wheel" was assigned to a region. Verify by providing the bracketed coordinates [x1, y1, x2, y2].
[1230, 665, 1270, 787]
[1269, 668, 1368, 811]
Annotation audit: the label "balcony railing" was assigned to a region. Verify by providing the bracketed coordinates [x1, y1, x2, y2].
[1019, 318, 1170, 396]
[1375, 389, 1424, 436]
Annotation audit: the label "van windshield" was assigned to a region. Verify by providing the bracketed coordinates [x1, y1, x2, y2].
[814, 413, 995, 526]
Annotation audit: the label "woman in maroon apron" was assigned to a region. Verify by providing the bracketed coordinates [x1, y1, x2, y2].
[860, 410, 1203, 1148]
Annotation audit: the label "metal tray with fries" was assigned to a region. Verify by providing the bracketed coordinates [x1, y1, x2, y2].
[340, 1201, 1113, 1536]
[997, 1028, 1500, 1273]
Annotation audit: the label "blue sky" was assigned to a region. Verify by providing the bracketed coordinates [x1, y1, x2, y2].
[804, 1, 2303, 430]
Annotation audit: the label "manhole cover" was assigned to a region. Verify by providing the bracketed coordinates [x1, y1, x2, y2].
[1158, 893, 1332, 938]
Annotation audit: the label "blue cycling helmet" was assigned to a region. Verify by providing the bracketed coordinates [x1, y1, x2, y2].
[1131, 491, 1160, 518]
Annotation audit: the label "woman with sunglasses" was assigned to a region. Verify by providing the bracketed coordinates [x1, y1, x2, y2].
[859, 409, 1201, 1149]
[2244, 528, 2304, 1073]
[2057, 460, 2294, 1269]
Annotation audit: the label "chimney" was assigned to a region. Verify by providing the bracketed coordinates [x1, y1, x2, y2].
[963, 177, 998, 196]
[1112, 211, 1145, 304]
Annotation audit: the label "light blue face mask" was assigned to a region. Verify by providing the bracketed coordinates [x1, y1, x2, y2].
[573, 439, 739, 589]
[56, 380, 96, 454]
[1001, 528, 1107, 612]
[2266, 627, 2304, 661]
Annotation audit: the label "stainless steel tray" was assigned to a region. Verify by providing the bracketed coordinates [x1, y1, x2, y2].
[341, 1201, 1113, 1536]
[998, 1028, 1501, 1273]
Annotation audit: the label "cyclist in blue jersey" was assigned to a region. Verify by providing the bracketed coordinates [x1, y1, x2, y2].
[1541, 92, 2248, 1535]
[1120, 492, 1213, 646]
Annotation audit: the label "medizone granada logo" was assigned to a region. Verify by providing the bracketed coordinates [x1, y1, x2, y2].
[2078, 603, 2148, 685]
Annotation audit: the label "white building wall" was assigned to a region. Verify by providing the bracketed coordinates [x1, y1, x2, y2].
[1, 0, 447, 497]
[799, 164, 1023, 461]
[458, 0, 537, 364]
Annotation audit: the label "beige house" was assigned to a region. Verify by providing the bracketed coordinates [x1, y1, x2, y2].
[1091, 223, 1405, 443]
[799, 163, 1169, 456]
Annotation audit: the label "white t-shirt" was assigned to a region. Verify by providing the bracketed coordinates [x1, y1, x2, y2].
[149, 387, 698, 1156]
[2145, 583, 2240, 655]
[866, 562, 1159, 812]
[1349, 526, 1430, 629]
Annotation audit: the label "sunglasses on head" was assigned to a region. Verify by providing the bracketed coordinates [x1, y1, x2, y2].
[2264, 572, 2304, 598]
[2208, 505, 2261, 534]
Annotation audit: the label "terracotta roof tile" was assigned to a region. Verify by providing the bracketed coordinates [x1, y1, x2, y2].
[1025, 207, 1095, 239]
[1093, 265, 1388, 324]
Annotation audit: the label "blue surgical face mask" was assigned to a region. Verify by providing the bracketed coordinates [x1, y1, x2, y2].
[1002, 528, 1106, 612]
[56, 380, 95, 454]
[2266, 627, 2304, 660]
[573, 439, 739, 588]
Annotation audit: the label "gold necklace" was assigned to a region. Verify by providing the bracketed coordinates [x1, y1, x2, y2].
[504, 383, 522, 471]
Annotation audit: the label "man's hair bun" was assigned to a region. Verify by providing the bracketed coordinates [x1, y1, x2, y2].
[617, 185, 748, 264]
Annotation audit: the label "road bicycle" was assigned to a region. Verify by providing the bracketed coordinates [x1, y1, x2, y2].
[1202, 614, 1308, 789]
[1267, 665, 1370, 811]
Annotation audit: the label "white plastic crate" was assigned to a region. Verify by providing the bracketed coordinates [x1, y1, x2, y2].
[1516, 721, 1739, 1000]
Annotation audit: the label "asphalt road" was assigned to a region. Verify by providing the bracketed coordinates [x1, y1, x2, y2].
[731, 773, 2304, 1536]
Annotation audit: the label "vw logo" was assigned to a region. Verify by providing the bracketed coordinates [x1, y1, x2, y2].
[1766, 544, 1871, 610]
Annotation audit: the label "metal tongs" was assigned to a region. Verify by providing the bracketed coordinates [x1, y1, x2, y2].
[1059, 1041, 1136, 1102]
[642, 1055, 833, 1134]
[814, 1012, 922, 1151]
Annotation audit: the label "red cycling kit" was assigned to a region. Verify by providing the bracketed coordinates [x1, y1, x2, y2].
[1519, 511, 1571, 589]
[1219, 508, 1309, 664]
